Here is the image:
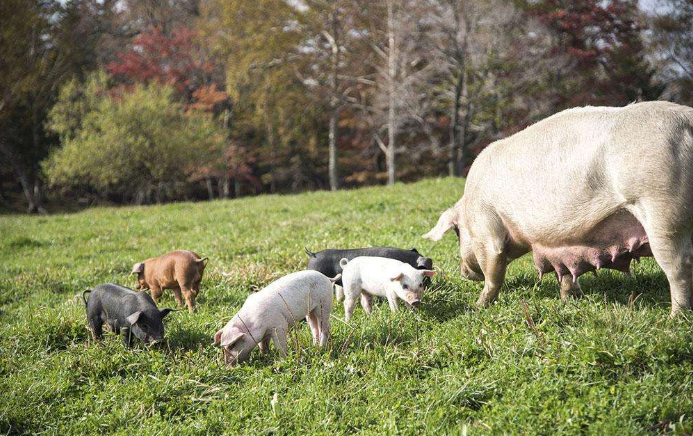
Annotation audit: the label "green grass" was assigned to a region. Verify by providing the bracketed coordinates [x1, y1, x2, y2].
[1, 177, 692, 435]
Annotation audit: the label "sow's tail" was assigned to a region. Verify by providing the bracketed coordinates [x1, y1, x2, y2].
[82, 289, 91, 307]
[305, 247, 316, 258]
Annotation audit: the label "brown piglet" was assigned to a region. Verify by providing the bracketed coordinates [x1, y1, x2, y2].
[131, 250, 208, 313]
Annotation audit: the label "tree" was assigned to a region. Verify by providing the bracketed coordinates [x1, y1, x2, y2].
[0, 0, 105, 213]
[202, 0, 322, 193]
[527, 0, 663, 108]
[427, 0, 561, 176]
[300, 1, 353, 191]
[651, 0, 693, 104]
[106, 26, 216, 102]
[45, 74, 225, 203]
[355, 0, 438, 185]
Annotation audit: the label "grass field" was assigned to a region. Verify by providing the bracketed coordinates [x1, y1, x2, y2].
[1, 177, 692, 435]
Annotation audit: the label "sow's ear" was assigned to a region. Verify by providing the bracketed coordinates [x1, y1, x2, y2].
[423, 209, 457, 242]
[159, 308, 175, 318]
[126, 311, 142, 325]
[410, 248, 419, 254]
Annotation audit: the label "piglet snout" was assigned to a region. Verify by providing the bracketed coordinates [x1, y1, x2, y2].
[410, 299, 421, 308]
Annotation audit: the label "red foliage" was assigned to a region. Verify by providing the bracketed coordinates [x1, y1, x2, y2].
[106, 26, 215, 99]
[528, 0, 651, 106]
[189, 84, 229, 112]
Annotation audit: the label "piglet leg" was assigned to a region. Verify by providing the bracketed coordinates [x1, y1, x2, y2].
[258, 337, 271, 355]
[270, 326, 288, 357]
[88, 317, 103, 340]
[121, 327, 133, 348]
[343, 294, 358, 322]
[149, 284, 163, 303]
[172, 287, 185, 308]
[306, 312, 320, 345]
[318, 307, 331, 347]
[182, 288, 197, 313]
[386, 291, 399, 312]
[335, 285, 344, 302]
[360, 293, 373, 315]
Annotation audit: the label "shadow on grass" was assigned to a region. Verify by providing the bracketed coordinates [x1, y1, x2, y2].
[419, 288, 473, 322]
[503, 267, 672, 309]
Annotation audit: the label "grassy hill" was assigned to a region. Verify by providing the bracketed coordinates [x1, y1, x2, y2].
[1, 177, 691, 435]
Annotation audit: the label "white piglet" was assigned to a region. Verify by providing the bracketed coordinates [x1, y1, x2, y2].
[213, 270, 338, 365]
[340, 256, 435, 321]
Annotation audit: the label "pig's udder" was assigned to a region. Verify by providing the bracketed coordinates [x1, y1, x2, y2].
[532, 210, 651, 282]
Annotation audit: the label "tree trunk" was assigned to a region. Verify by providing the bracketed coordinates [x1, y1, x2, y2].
[221, 173, 230, 198]
[234, 169, 241, 199]
[221, 110, 232, 199]
[24, 108, 47, 213]
[449, 70, 464, 177]
[328, 11, 340, 191]
[205, 176, 214, 200]
[264, 100, 277, 193]
[454, 67, 469, 177]
[269, 129, 277, 194]
[16, 167, 45, 214]
[386, 0, 397, 186]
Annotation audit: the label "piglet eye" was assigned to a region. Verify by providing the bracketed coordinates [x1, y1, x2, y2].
[403, 284, 408, 289]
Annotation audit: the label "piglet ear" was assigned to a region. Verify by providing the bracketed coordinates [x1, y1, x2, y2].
[421, 270, 436, 278]
[390, 272, 404, 282]
[213, 329, 223, 346]
[226, 332, 245, 347]
[126, 311, 142, 325]
[159, 308, 175, 318]
[131, 262, 144, 275]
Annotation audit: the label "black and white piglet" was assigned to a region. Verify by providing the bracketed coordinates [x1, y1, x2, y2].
[305, 246, 434, 289]
[83, 283, 174, 347]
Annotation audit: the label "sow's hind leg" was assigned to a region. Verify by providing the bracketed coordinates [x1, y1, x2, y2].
[475, 249, 508, 308]
[633, 202, 693, 316]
